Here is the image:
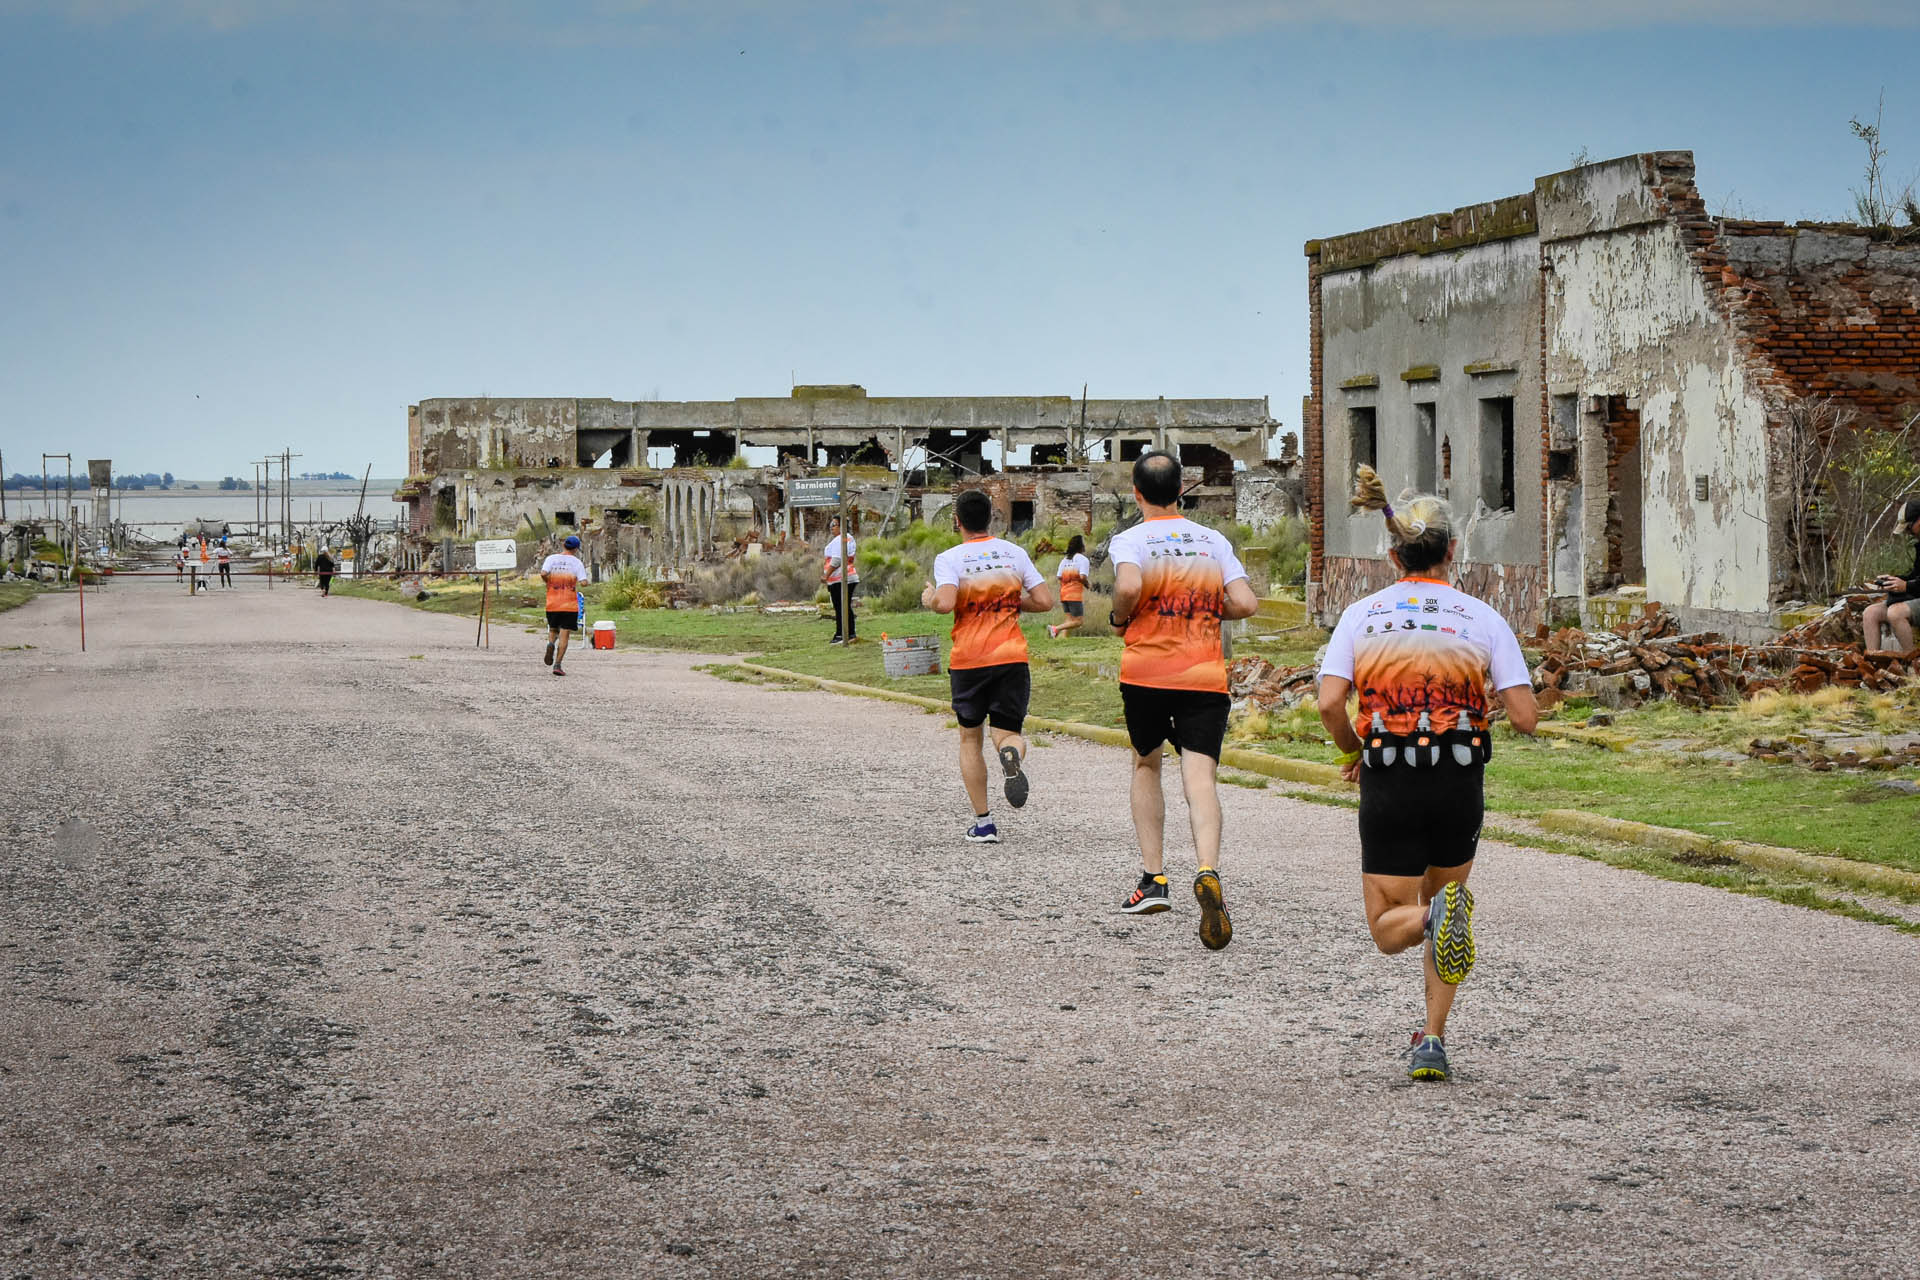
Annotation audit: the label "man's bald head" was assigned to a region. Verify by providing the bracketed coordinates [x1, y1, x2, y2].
[1132, 451, 1182, 508]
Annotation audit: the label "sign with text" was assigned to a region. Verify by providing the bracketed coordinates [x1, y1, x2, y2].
[787, 477, 841, 508]
[473, 538, 517, 572]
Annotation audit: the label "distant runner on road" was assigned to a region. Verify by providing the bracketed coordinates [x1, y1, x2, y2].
[920, 490, 1053, 844]
[216, 540, 233, 588]
[314, 547, 336, 597]
[1107, 452, 1258, 949]
[1317, 465, 1538, 1083]
[541, 535, 589, 677]
[1046, 535, 1091, 639]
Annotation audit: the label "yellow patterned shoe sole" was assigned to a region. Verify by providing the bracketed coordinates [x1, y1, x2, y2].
[1194, 871, 1232, 951]
[1431, 882, 1476, 985]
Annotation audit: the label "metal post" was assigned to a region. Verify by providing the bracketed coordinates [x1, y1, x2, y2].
[476, 572, 487, 648]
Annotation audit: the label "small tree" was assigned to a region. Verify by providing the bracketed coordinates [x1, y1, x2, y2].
[1782, 396, 1920, 598]
[1849, 92, 1920, 240]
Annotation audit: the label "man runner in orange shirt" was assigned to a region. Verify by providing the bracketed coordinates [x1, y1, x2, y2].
[1108, 452, 1260, 949]
[920, 490, 1053, 844]
[540, 535, 588, 677]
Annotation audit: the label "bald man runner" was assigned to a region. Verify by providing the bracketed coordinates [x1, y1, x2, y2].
[1108, 452, 1260, 949]
[921, 489, 1054, 844]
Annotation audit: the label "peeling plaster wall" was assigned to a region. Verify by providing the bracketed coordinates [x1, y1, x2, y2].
[1318, 236, 1542, 572]
[1543, 173, 1772, 619]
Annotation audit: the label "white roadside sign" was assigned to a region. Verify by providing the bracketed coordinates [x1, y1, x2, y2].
[474, 539, 518, 572]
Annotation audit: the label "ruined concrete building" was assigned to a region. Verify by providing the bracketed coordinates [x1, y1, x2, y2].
[1304, 150, 1920, 640]
[399, 387, 1296, 564]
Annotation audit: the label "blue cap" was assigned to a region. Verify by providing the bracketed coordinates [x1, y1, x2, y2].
[564, 534, 581, 549]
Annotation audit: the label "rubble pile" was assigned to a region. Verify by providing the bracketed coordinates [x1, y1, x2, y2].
[1746, 738, 1920, 771]
[1530, 601, 1915, 709]
[1228, 656, 1319, 711]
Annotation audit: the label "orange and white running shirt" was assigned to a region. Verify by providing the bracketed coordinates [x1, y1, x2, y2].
[932, 536, 1045, 670]
[1056, 552, 1091, 603]
[540, 552, 588, 612]
[1320, 577, 1530, 736]
[1108, 517, 1249, 693]
[821, 534, 858, 586]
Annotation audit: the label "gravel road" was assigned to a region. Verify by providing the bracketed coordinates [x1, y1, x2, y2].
[4, 580, 1919, 1278]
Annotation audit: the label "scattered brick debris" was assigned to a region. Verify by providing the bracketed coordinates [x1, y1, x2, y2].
[1228, 656, 1319, 711]
[1529, 601, 1916, 709]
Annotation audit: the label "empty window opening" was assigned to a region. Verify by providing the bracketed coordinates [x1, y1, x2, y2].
[1548, 448, 1576, 482]
[1348, 406, 1377, 473]
[1010, 500, 1035, 532]
[1604, 397, 1645, 586]
[554, 510, 575, 528]
[1479, 397, 1514, 513]
[1412, 402, 1437, 493]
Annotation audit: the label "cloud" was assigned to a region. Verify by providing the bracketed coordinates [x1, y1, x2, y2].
[4, 0, 1916, 41]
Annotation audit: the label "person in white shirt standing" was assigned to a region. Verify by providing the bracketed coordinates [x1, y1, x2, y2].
[540, 534, 589, 677]
[1316, 465, 1538, 1083]
[821, 515, 859, 645]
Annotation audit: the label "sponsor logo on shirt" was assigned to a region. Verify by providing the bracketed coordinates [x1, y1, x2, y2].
[1423, 598, 1438, 613]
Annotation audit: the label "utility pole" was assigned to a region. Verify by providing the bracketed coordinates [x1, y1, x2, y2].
[44, 453, 70, 545]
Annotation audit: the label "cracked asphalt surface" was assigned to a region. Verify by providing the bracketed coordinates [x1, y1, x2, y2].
[4, 579, 1919, 1278]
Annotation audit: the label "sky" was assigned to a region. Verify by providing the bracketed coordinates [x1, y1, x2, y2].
[1, 0, 1916, 480]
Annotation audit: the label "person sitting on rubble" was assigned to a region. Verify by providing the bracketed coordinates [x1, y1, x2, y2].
[1861, 498, 1920, 653]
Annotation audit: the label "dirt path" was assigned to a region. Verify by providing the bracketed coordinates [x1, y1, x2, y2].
[4, 579, 1918, 1278]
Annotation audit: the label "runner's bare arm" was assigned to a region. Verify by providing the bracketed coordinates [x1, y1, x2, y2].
[1317, 674, 1364, 781]
[1499, 684, 1540, 734]
[921, 580, 958, 614]
[1110, 562, 1143, 625]
[1221, 578, 1259, 620]
[1019, 582, 1054, 612]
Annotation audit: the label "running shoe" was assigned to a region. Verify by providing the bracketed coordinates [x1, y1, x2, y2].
[1408, 1033, 1450, 1082]
[828, 635, 845, 646]
[965, 819, 1000, 844]
[1193, 868, 1233, 951]
[544, 639, 555, 666]
[1046, 624, 1059, 638]
[1121, 871, 1171, 914]
[552, 665, 567, 677]
[999, 745, 1029, 809]
[1425, 882, 1476, 985]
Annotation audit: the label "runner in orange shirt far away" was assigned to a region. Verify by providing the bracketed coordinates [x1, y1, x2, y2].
[920, 490, 1053, 844]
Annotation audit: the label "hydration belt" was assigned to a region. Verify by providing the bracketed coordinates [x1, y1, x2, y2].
[1361, 712, 1493, 770]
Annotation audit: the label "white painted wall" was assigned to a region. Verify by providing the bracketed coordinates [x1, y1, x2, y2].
[1547, 221, 1772, 614]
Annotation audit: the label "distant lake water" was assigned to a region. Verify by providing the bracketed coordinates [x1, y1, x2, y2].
[4, 479, 409, 531]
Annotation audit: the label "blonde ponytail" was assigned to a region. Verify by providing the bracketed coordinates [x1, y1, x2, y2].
[1349, 465, 1453, 572]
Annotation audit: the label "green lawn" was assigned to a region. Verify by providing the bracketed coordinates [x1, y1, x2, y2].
[335, 577, 1920, 868]
[0, 581, 42, 614]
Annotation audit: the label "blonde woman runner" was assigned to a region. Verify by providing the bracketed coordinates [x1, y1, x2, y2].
[1316, 466, 1537, 1082]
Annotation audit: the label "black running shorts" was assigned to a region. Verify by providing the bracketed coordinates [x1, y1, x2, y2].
[545, 609, 579, 632]
[1062, 600, 1084, 617]
[1358, 765, 1484, 877]
[950, 662, 1031, 732]
[1120, 683, 1230, 760]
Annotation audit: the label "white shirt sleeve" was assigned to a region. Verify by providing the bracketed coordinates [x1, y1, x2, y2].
[1018, 547, 1044, 591]
[1108, 527, 1142, 568]
[1486, 614, 1532, 691]
[1320, 606, 1358, 684]
[1214, 539, 1249, 587]
[932, 547, 960, 589]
